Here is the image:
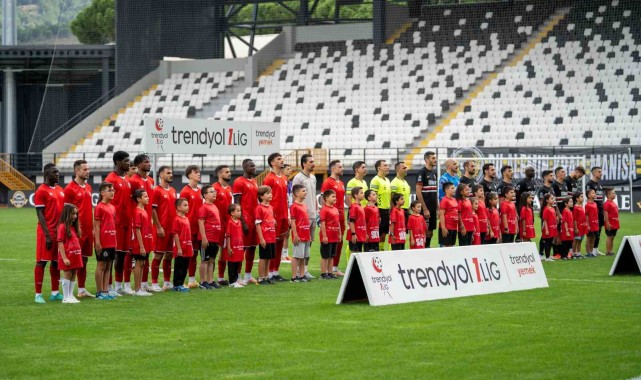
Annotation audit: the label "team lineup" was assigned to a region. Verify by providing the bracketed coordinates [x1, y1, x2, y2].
[32, 150, 620, 304]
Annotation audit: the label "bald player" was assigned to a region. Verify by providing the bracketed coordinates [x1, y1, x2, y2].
[370, 160, 391, 250]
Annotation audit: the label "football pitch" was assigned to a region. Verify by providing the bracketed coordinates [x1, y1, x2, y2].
[1, 208, 641, 379]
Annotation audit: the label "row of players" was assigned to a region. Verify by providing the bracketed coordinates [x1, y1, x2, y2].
[32, 150, 620, 303]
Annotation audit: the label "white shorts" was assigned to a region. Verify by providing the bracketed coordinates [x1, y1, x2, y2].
[292, 241, 311, 259]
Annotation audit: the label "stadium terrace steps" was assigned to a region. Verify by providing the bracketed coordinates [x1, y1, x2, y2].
[404, 6, 572, 167]
[0, 156, 35, 190]
[386, 21, 414, 45]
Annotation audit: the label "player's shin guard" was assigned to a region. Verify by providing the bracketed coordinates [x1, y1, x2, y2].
[151, 257, 161, 283]
[50, 262, 60, 292]
[34, 264, 45, 294]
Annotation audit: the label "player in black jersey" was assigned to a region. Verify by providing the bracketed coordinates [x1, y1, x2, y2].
[515, 166, 536, 214]
[496, 165, 514, 201]
[479, 163, 497, 199]
[459, 160, 477, 190]
[586, 166, 604, 255]
[416, 151, 438, 247]
[565, 166, 586, 193]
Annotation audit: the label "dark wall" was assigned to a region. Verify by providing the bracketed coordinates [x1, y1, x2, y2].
[116, 0, 223, 93]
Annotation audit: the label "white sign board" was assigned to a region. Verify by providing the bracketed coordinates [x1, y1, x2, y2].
[337, 243, 548, 307]
[609, 235, 641, 276]
[143, 117, 279, 155]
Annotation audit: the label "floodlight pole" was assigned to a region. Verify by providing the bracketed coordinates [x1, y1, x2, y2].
[373, 0, 386, 46]
[2, 0, 17, 153]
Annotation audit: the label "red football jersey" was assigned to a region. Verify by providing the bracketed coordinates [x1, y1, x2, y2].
[225, 219, 245, 262]
[56, 224, 82, 257]
[171, 215, 193, 258]
[561, 208, 575, 241]
[180, 185, 203, 236]
[320, 205, 340, 243]
[585, 202, 599, 232]
[64, 180, 93, 240]
[321, 176, 345, 215]
[198, 203, 222, 244]
[129, 174, 155, 219]
[519, 206, 536, 239]
[152, 185, 177, 229]
[290, 202, 311, 242]
[131, 207, 153, 254]
[573, 205, 588, 236]
[347, 203, 367, 243]
[94, 202, 117, 249]
[104, 172, 132, 227]
[486, 207, 501, 240]
[458, 198, 475, 231]
[255, 203, 276, 243]
[232, 176, 258, 224]
[34, 184, 65, 238]
[500, 201, 518, 234]
[213, 182, 233, 228]
[604, 200, 620, 229]
[389, 207, 406, 244]
[439, 196, 459, 231]
[407, 213, 427, 249]
[365, 205, 380, 243]
[263, 171, 288, 220]
[541, 206, 558, 238]
[476, 201, 488, 233]
[472, 213, 481, 245]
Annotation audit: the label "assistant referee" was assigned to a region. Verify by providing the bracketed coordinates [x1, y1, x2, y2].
[370, 160, 391, 250]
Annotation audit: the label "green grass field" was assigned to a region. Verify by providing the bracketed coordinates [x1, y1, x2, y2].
[1, 208, 641, 379]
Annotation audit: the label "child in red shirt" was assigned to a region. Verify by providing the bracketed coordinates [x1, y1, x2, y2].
[389, 193, 407, 250]
[226, 204, 245, 288]
[57, 204, 83, 304]
[584, 189, 599, 257]
[560, 197, 575, 259]
[364, 190, 381, 252]
[290, 185, 311, 282]
[172, 198, 193, 292]
[131, 189, 153, 296]
[439, 182, 459, 247]
[472, 185, 489, 243]
[255, 186, 276, 285]
[347, 187, 367, 253]
[500, 186, 518, 243]
[319, 189, 340, 279]
[471, 199, 481, 245]
[519, 192, 535, 242]
[485, 192, 501, 244]
[94, 182, 117, 300]
[541, 193, 558, 260]
[198, 185, 222, 289]
[408, 200, 427, 249]
[456, 184, 474, 246]
[603, 188, 619, 255]
[572, 192, 588, 258]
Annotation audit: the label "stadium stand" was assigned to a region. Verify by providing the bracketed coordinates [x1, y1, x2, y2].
[55, 71, 244, 170]
[214, 1, 561, 165]
[430, 0, 641, 152]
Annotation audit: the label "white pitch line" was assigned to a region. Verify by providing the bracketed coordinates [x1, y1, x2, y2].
[0, 258, 19, 261]
[548, 278, 641, 285]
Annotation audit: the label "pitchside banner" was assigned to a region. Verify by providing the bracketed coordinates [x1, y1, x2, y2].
[609, 235, 641, 276]
[337, 243, 548, 307]
[143, 117, 279, 155]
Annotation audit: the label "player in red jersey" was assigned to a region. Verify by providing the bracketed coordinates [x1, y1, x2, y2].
[472, 185, 489, 244]
[33, 164, 65, 303]
[151, 166, 177, 291]
[439, 182, 459, 247]
[94, 182, 117, 300]
[233, 159, 259, 284]
[104, 151, 132, 295]
[540, 193, 558, 260]
[500, 186, 518, 243]
[198, 185, 222, 289]
[364, 190, 381, 252]
[180, 165, 203, 288]
[389, 193, 407, 250]
[57, 204, 84, 304]
[63, 159, 94, 298]
[319, 190, 340, 279]
[572, 192, 588, 258]
[255, 186, 276, 285]
[226, 204, 246, 288]
[290, 185, 311, 282]
[560, 197, 575, 259]
[321, 160, 346, 275]
[471, 199, 481, 246]
[455, 184, 474, 246]
[129, 154, 155, 290]
[585, 189, 599, 257]
[407, 200, 427, 249]
[519, 192, 536, 242]
[263, 153, 289, 282]
[131, 189, 153, 296]
[603, 188, 619, 256]
[485, 192, 501, 245]
[347, 187, 367, 253]
[172, 198, 193, 292]
[213, 165, 233, 285]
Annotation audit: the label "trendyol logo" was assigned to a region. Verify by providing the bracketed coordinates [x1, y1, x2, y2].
[397, 257, 502, 291]
[150, 118, 167, 152]
[370, 256, 392, 297]
[372, 257, 383, 273]
[155, 118, 164, 131]
[170, 127, 249, 148]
